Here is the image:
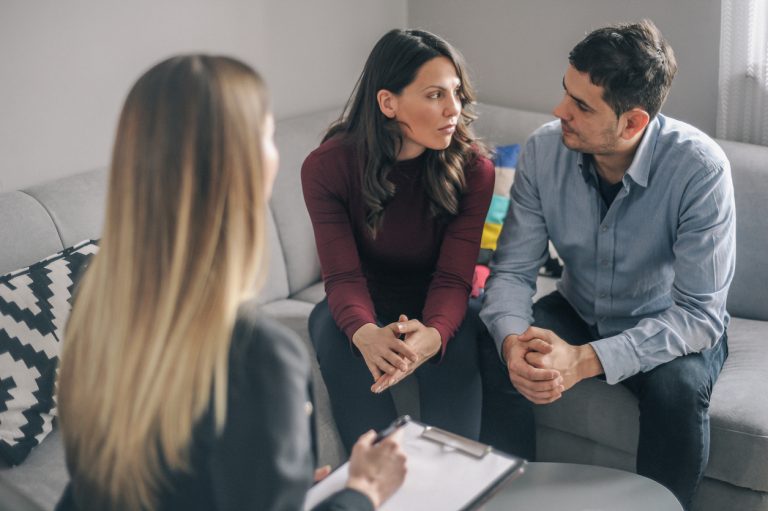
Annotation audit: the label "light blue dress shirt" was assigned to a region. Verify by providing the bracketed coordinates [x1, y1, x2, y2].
[480, 115, 736, 384]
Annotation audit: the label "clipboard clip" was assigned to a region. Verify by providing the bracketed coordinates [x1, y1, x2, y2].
[420, 426, 492, 459]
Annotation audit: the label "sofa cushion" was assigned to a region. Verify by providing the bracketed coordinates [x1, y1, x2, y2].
[0, 240, 97, 465]
[707, 316, 768, 492]
[0, 427, 67, 511]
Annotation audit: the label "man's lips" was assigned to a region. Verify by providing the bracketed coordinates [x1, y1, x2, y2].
[561, 121, 574, 135]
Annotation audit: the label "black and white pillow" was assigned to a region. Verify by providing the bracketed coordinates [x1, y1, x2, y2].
[0, 239, 98, 465]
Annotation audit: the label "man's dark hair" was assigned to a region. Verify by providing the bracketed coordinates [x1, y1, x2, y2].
[569, 19, 677, 119]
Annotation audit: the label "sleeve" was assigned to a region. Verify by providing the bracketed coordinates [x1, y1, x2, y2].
[479, 137, 551, 358]
[591, 160, 736, 384]
[422, 155, 495, 359]
[301, 149, 377, 342]
[208, 314, 373, 511]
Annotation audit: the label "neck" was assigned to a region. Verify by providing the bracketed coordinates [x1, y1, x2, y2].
[396, 140, 426, 161]
[593, 128, 645, 184]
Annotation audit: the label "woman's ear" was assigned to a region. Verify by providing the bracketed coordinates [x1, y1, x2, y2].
[620, 108, 650, 140]
[377, 89, 398, 119]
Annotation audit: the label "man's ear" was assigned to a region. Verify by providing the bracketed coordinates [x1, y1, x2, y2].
[377, 89, 398, 119]
[620, 108, 650, 140]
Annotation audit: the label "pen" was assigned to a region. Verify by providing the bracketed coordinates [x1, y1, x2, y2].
[373, 415, 410, 444]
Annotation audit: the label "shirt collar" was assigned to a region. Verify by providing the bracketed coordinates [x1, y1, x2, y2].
[576, 115, 660, 189]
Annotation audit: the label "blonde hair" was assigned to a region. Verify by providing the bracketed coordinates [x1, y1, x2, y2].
[57, 55, 270, 510]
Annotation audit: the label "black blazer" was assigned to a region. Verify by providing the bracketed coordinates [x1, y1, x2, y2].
[56, 307, 372, 511]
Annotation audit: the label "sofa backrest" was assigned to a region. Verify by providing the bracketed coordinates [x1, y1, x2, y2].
[0, 169, 106, 275]
[3, 104, 764, 322]
[269, 107, 341, 297]
[717, 139, 768, 321]
[0, 109, 342, 304]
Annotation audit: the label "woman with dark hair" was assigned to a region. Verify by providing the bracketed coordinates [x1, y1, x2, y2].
[302, 29, 494, 451]
[56, 55, 406, 511]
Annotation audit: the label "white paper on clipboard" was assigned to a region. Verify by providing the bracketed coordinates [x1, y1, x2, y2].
[303, 419, 525, 511]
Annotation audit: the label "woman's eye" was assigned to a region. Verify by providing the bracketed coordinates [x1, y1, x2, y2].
[428, 92, 441, 99]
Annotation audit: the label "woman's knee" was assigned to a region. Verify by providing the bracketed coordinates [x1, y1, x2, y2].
[308, 299, 348, 362]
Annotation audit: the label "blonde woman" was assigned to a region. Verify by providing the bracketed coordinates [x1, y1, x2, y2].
[55, 55, 406, 511]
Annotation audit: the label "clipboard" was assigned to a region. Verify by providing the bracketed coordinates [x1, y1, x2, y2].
[304, 416, 526, 510]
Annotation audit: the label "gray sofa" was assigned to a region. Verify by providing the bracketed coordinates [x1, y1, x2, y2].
[0, 104, 766, 511]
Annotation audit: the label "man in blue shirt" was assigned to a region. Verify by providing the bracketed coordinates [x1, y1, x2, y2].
[479, 20, 735, 509]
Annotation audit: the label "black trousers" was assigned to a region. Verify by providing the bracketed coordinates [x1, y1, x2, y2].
[310, 298, 482, 452]
[479, 291, 728, 510]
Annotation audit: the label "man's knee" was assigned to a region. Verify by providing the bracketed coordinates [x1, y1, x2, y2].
[636, 355, 715, 416]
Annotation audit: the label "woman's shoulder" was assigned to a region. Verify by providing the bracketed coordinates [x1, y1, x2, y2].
[230, 305, 310, 375]
[303, 135, 357, 171]
[464, 149, 495, 188]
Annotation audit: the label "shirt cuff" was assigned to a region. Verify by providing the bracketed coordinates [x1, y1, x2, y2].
[487, 316, 530, 361]
[589, 333, 642, 384]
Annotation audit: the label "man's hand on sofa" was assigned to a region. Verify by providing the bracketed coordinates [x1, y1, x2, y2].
[518, 326, 604, 393]
[371, 315, 441, 394]
[502, 333, 564, 404]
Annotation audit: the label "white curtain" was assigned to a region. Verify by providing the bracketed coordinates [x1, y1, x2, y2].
[718, 0, 768, 145]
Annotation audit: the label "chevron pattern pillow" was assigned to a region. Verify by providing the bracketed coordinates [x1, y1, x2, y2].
[0, 239, 98, 465]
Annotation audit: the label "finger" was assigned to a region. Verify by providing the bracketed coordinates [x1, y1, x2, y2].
[356, 429, 377, 447]
[372, 370, 405, 393]
[511, 360, 560, 381]
[398, 314, 408, 323]
[314, 465, 332, 482]
[524, 351, 549, 368]
[373, 354, 400, 375]
[518, 326, 553, 342]
[389, 339, 419, 362]
[525, 338, 554, 354]
[381, 348, 410, 372]
[395, 319, 424, 335]
[509, 371, 563, 392]
[512, 381, 563, 403]
[364, 359, 383, 381]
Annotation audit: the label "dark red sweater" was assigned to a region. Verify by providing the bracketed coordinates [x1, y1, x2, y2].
[301, 137, 494, 358]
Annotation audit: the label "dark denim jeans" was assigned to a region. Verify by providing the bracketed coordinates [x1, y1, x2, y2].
[310, 298, 482, 452]
[479, 291, 728, 510]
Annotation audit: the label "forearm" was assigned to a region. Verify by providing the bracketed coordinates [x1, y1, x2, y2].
[591, 303, 727, 384]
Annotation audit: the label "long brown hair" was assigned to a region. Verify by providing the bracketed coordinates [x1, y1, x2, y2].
[326, 28, 487, 237]
[57, 55, 270, 510]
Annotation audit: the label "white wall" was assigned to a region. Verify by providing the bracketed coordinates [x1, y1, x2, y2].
[0, 0, 406, 191]
[409, 0, 721, 135]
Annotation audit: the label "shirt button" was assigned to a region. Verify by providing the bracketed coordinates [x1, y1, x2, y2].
[599, 293, 607, 298]
[601, 225, 608, 232]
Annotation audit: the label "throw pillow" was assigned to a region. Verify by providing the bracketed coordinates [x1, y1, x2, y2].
[473, 145, 520, 296]
[0, 239, 98, 465]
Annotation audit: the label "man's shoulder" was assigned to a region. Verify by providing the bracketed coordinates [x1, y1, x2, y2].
[655, 115, 728, 173]
[528, 119, 564, 145]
